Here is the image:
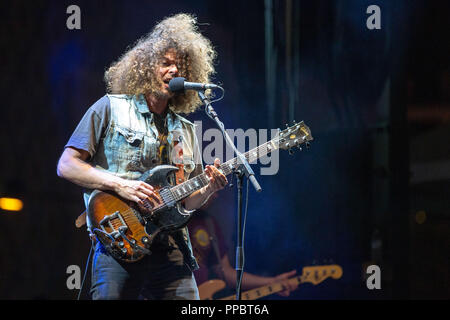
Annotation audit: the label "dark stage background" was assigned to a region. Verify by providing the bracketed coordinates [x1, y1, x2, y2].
[0, 0, 448, 300]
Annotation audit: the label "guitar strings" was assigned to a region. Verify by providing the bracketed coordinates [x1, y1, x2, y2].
[100, 131, 298, 229]
[169, 136, 282, 201]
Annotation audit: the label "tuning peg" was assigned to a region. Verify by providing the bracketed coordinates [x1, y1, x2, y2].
[285, 123, 289, 128]
[298, 146, 302, 151]
[293, 119, 296, 124]
[288, 148, 295, 155]
[305, 142, 311, 149]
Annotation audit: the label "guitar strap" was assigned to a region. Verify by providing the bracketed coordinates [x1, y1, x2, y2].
[173, 139, 185, 185]
[75, 211, 87, 229]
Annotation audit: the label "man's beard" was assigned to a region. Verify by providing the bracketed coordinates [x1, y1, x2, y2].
[154, 85, 172, 100]
[154, 90, 170, 100]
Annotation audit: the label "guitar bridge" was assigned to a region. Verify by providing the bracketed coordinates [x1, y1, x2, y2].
[99, 211, 128, 239]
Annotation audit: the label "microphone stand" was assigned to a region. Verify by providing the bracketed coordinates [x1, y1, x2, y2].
[198, 90, 262, 301]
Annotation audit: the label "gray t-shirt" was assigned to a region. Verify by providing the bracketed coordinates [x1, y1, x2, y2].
[65, 96, 111, 158]
[65, 96, 203, 179]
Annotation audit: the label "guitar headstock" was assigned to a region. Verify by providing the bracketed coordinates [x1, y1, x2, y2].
[277, 121, 313, 154]
[301, 264, 343, 285]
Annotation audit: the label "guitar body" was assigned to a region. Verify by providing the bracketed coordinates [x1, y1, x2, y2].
[197, 280, 227, 300]
[87, 165, 194, 262]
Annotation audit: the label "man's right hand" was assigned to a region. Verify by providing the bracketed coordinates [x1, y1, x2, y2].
[114, 179, 161, 206]
[57, 147, 161, 208]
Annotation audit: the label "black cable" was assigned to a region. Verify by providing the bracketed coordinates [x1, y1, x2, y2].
[209, 86, 225, 104]
[235, 177, 250, 298]
[77, 239, 95, 300]
[243, 176, 249, 254]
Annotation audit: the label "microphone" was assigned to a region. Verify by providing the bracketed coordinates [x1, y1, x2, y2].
[169, 77, 219, 92]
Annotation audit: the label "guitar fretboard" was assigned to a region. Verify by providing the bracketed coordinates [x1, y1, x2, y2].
[219, 266, 340, 300]
[221, 276, 304, 300]
[169, 138, 280, 201]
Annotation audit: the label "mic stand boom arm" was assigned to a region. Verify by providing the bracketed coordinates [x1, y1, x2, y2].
[198, 90, 262, 300]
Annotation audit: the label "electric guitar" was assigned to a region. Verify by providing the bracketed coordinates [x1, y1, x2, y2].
[198, 264, 343, 300]
[87, 121, 313, 262]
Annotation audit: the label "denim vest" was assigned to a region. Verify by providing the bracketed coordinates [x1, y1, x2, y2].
[84, 94, 200, 270]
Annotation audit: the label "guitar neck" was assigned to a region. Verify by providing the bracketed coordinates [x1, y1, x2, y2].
[220, 276, 303, 301]
[169, 139, 279, 201]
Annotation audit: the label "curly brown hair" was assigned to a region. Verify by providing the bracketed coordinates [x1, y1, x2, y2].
[104, 13, 217, 114]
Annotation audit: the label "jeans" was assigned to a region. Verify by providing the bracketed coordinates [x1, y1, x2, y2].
[90, 240, 199, 300]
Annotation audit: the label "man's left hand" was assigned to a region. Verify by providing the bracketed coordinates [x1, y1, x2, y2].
[205, 158, 228, 193]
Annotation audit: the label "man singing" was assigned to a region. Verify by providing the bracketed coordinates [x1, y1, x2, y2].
[57, 13, 227, 300]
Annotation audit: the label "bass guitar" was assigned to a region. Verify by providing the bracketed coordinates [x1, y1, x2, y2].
[87, 121, 313, 262]
[198, 264, 343, 300]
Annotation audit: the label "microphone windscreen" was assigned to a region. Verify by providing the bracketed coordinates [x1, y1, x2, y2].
[168, 77, 185, 92]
